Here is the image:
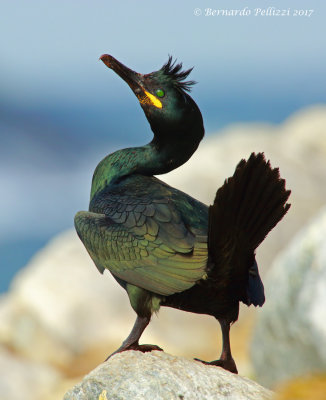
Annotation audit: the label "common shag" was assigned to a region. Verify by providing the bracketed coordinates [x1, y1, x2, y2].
[75, 55, 290, 374]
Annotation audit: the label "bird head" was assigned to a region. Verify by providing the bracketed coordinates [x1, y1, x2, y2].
[100, 54, 204, 147]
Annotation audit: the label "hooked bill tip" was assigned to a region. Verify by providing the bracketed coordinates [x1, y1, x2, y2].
[99, 54, 113, 66]
[99, 54, 109, 60]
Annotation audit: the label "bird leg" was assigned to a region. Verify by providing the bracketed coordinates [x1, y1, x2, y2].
[105, 315, 163, 361]
[195, 318, 238, 374]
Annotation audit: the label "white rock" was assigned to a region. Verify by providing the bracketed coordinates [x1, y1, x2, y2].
[251, 206, 326, 387]
[0, 345, 62, 400]
[64, 351, 273, 400]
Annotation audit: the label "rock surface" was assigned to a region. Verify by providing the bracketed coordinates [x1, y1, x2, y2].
[251, 206, 326, 387]
[64, 351, 273, 400]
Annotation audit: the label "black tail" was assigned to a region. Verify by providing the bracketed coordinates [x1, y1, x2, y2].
[208, 152, 290, 307]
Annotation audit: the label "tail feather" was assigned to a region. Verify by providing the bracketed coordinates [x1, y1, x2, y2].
[208, 152, 290, 305]
[244, 259, 265, 307]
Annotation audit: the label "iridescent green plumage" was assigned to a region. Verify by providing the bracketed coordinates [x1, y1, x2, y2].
[74, 55, 290, 373]
[75, 55, 207, 316]
[75, 174, 208, 298]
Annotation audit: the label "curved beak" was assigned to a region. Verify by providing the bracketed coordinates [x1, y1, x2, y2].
[100, 54, 163, 109]
[100, 54, 143, 94]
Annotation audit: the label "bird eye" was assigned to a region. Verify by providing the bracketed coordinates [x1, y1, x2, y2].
[156, 89, 165, 98]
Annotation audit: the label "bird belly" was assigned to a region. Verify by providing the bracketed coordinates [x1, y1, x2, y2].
[162, 279, 239, 322]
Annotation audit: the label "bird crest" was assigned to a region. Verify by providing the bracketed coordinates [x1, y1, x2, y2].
[159, 56, 196, 92]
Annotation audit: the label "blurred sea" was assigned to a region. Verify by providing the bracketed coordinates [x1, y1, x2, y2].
[0, 238, 48, 293]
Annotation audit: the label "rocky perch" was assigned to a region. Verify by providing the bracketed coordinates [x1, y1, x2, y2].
[64, 351, 272, 400]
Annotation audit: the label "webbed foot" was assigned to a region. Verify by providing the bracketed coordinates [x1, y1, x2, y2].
[105, 315, 164, 361]
[106, 343, 163, 361]
[194, 357, 238, 374]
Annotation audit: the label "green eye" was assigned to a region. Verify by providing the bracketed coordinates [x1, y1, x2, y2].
[156, 89, 165, 98]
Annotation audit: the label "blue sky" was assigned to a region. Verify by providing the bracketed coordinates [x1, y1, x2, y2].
[1, 0, 325, 290]
[2, 0, 325, 132]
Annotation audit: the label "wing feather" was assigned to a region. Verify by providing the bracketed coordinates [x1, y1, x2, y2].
[75, 195, 207, 296]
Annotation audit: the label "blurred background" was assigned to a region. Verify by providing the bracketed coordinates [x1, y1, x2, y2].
[1, 1, 326, 399]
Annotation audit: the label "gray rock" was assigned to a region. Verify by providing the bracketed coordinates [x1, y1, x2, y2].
[64, 351, 273, 400]
[251, 206, 326, 387]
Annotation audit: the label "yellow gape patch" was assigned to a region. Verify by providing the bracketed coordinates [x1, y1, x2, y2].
[138, 90, 163, 108]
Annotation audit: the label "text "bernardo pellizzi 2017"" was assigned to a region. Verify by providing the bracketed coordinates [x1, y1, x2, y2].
[204, 7, 314, 17]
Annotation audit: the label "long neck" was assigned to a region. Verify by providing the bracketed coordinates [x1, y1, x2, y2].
[90, 137, 199, 200]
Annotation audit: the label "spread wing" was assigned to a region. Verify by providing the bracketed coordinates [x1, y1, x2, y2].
[75, 196, 207, 296]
